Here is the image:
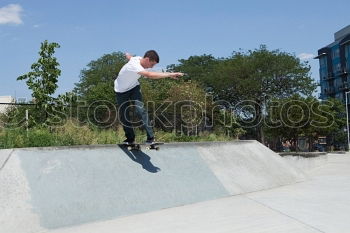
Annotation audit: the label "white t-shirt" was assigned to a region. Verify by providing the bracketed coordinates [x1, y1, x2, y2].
[114, 56, 145, 93]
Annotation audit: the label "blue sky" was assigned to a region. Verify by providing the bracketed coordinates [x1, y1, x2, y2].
[1, 0, 350, 100]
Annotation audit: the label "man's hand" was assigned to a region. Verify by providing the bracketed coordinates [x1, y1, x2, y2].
[169, 72, 185, 80]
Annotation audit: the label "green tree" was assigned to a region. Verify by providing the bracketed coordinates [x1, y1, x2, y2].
[264, 95, 346, 151]
[73, 52, 127, 126]
[74, 52, 127, 103]
[17, 40, 61, 124]
[17, 40, 61, 108]
[312, 98, 346, 150]
[168, 45, 317, 142]
[167, 54, 220, 85]
[140, 79, 244, 137]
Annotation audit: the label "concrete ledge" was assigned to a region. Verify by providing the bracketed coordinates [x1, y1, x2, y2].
[327, 151, 347, 154]
[6, 140, 255, 151]
[283, 154, 329, 172]
[279, 152, 327, 158]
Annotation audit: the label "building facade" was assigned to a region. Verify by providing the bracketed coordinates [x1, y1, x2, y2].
[315, 25, 350, 103]
[0, 96, 15, 114]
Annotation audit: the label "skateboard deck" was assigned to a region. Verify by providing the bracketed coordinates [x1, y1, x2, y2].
[124, 142, 164, 151]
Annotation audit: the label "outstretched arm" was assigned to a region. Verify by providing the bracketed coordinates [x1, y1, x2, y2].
[138, 71, 184, 80]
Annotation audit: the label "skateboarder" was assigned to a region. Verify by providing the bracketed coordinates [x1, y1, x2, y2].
[115, 50, 184, 145]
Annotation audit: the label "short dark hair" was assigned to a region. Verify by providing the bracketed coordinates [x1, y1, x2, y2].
[144, 50, 159, 63]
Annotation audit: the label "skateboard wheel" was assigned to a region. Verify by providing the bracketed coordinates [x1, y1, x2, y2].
[155, 147, 160, 150]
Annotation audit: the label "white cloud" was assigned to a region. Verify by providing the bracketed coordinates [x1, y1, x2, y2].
[0, 4, 23, 25]
[297, 53, 315, 60]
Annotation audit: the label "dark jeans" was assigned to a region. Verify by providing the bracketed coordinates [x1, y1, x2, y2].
[116, 85, 154, 141]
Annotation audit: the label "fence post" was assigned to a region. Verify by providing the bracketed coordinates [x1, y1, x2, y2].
[25, 109, 29, 134]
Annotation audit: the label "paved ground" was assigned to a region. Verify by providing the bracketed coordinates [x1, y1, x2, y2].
[48, 153, 350, 233]
[1, 142, 348, 233]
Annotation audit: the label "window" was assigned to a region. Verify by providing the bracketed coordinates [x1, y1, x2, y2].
[345, 45, 350, 71]
[332, 48, 340, 58]
[337, 63, 341, 72]
[320, 56, 327, 68]
[333, 63, 341, 73]
[319, 67, 327, 80]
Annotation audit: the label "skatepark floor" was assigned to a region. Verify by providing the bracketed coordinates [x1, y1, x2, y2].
[47, 153, 350, 233]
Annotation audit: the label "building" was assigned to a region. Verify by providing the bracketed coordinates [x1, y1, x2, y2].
[315, 25, 350, 103]
[0, 96, 15, 114]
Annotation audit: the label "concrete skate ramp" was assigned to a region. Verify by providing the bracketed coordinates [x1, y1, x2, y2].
[197, 141, 305, 194]
[0, 140, 305, 233]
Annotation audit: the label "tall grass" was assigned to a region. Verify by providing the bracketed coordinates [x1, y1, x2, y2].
[0, 120, 233, 149]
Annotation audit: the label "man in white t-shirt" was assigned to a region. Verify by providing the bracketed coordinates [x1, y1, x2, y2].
[115, 50, 184, 145]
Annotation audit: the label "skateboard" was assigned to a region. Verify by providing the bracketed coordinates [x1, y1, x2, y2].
[124, 142, 164, 151]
